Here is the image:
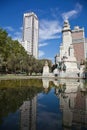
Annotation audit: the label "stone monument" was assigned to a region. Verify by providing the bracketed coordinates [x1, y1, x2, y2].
[43, 61, 49, 76]
[56, 20, 80, 78]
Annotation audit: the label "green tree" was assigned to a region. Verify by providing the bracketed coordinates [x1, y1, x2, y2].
[0, 28, 53, 75]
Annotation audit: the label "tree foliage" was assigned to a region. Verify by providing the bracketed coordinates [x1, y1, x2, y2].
[0, 28, 52, 75]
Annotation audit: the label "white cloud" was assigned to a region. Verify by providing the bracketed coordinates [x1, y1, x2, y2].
[62, 3, 82, 20]
[14, 31, 21, 36]
[62, 10, 77, 20]
[4, 26, 14, 32]
[4, 26, 22, 43]
[13, 31, 22, 42]
[75, 3, 82, 12]
[50, 7, 60, 19]
[20, 26, 23, 30]
[39, 20, 61, 42]
[46, 57, 54, 61]
[39, 42, 48, 47]
[39, 50, 45, 58]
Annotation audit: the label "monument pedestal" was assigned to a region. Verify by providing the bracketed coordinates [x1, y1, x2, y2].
[59, 56, 80, 78]
[43, 61, 49, 76]
[65, 57, 79, 77]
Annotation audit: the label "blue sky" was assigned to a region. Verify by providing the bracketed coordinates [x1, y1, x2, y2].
[0, 0, 87, 62]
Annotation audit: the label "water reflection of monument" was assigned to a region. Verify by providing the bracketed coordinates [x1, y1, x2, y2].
[19, 96, 37, 130]
[42, 78, 50, 93]
[55, 79, 87, 129]
[18, 79, 87, 130]
[19, 78, 50, 130]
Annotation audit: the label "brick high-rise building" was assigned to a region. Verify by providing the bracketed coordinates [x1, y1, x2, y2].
[72, 26, 85, 63]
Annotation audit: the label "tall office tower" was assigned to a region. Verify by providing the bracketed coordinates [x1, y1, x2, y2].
[72, 26, 85, 63]
[22, 12, 39, 59]
[85, 38, 87, 58]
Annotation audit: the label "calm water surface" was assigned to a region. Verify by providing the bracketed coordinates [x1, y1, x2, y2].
[0, 78, 87, 130]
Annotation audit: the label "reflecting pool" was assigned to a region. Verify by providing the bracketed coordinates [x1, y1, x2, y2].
[0, 78, 87, 130]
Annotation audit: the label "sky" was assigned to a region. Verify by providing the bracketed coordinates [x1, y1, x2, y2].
[0, 0, 87, 63]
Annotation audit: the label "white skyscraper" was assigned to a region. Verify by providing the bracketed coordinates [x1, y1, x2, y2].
[22, 12, 39, 59]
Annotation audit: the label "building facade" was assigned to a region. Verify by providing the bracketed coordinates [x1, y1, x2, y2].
[22, 12, 39, 59]
[85, 38, 87, 58]
[20, 96, 37, 130]
[72, 26, 85, 63]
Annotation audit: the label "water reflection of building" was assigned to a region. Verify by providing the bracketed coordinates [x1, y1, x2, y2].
[72, 87, 87, 129]
[55, 79, 87, 129]
[19, 96, 37, 130]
